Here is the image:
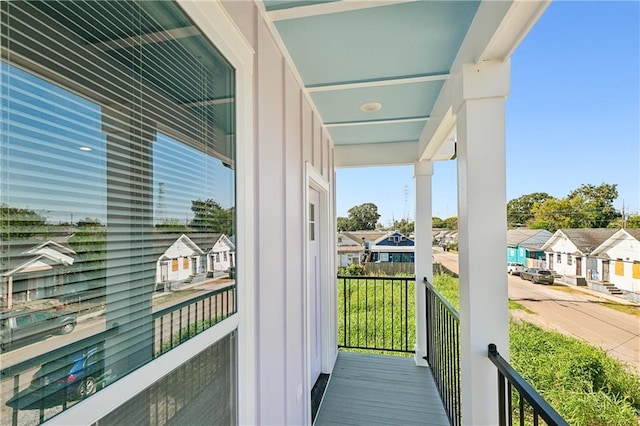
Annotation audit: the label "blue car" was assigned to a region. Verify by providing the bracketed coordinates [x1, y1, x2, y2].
[30, 346, 104, 401]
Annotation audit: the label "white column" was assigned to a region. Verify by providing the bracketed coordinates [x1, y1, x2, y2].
[453, 61, 510, 426]
[413, 160, 433, 367]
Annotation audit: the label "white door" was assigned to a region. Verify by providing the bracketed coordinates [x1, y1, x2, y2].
[309, 187, 322, 386]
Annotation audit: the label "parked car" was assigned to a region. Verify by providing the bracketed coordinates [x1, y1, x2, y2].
[520, 268, 554, 285]
[0, 309, 77, 348]
[507, 262, 524, 275]
[31, 346, 104, 400]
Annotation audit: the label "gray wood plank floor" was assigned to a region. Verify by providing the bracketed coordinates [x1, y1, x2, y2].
[315, 352, 450, 426]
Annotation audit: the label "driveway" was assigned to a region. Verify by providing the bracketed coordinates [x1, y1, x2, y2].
[433, 250, 640, 373]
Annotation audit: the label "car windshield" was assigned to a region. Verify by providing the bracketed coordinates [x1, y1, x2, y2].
[538, 270, 551, 275]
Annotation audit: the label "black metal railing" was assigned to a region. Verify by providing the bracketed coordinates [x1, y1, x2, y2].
[153, 284, 236, 356]
[488, 344, 568, 426]
[0, 285, 236, 425]
[424, 277, 461, 426]
[337, 275, 414, 353]
[0, 326, 119, 426]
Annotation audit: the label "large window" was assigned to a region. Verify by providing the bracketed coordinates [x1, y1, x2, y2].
[1, 1, 237, 423]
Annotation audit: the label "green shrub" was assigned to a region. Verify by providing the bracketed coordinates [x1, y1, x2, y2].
[339, 263, 365, 276]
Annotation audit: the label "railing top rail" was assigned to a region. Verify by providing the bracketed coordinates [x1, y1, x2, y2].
[1, 325, 119, 380]
[337, 275, 414, 281]
[488, 344, 569, 426]
[423, 277, 460, 321]
[152, 284, 235, 319]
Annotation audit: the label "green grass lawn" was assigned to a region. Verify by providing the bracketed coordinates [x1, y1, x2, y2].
[432, 274, 640, 426]
[338, 274, 640, 425]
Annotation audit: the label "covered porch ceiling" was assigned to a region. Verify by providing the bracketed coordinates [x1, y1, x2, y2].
[259, 0, 549, 168]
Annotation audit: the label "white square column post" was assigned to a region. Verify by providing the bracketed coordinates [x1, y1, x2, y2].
[413, 160, 433, 367]
[453, 61, 510, 426]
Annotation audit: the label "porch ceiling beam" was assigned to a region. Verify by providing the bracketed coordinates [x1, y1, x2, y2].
[307, 73, 449, 93]
[268, 0, 418, 22]
[325, 116, 429, 128]
[91, 26, 199, 51]
[335, 141, 418, 168]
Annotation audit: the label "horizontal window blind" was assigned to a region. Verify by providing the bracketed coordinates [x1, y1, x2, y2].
[1, 1, 237, 424]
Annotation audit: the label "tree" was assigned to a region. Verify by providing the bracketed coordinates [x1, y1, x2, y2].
[506, 192, 553, 227]
[345, 203, 380, 231]
[68, 218, 107, 288]
[0, 204, 48, 240]
[156, 218, 189, 233]
[627, 215, 640, 228]
[527, 183, 620, 231]
[337, 217, 352, 232]
[432, 217, 445, 228]
[567, 183, 619, 228]
[190, 199, 234, 235]
[390, 218, 414, 235]
[608, 213, 640, 229]
[443, 216, 458, 230]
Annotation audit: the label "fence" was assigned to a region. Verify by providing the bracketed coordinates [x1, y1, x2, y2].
[488, 344, 568, 426]
[337, 275, 414, 353]
[423, 277, 461, 426]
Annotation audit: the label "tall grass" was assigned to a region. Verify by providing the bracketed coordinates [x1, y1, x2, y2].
[337, 276, 415, 354]
[434, 274, 640, 425]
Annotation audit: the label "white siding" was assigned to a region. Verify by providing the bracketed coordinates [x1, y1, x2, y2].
[221, 3, 336, 424]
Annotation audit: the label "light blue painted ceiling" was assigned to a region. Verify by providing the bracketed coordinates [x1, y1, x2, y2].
[274, 2, 479, 86]
[264, 0, 481, 151]
[311, 81, 443, 124]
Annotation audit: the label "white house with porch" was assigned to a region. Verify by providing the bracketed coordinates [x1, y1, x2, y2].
[155, 234, 205, 290]
[0, 1, 561, 426]
[207, 234, 236, 275]
[589, 229, 640, 293]
[541, 228, 617, 280]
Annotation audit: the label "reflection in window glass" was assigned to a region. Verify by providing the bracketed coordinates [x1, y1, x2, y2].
[1, 1, 236, 423]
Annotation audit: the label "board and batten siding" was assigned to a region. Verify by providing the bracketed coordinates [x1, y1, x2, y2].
[221, 2, 336, 424]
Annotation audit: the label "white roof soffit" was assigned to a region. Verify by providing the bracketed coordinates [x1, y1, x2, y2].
[259, 0, 550, 167]
[419, 0, 550, 161]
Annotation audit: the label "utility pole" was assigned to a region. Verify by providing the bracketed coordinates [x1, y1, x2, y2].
[403, 184, 410, 221]
[622, 199, 626, 229]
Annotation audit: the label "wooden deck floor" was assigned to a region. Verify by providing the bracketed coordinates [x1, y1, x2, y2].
[315, 352, 450, 426]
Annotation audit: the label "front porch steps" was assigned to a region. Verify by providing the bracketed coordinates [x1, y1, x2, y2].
[601, 282, 624, 295]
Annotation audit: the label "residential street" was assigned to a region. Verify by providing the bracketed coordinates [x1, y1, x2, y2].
[433, 250, 640, 373]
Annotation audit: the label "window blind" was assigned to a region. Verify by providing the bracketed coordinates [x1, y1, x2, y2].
[1, 1, 237, 423]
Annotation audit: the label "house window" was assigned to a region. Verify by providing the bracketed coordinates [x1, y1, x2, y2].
[567, 255, 572, 266]
[224, 252, 228, 262]
[615, 260, 624, 276]
[0, 1, 237, 421]
[309, 202, 316, 241]
[216, 253, 221, 263]
[633, 262, 640, 279]
[556, 253, 562, 263]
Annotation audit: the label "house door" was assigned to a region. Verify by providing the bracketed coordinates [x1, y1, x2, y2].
[576, 257, 582, 276]
[602, 260, 610, 282]
[308, 187, 322, 387]
[548, 254, 554, 270]
[160, 263, 168, 282]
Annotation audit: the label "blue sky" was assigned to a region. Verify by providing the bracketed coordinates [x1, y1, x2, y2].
[336, 1, 640, 228]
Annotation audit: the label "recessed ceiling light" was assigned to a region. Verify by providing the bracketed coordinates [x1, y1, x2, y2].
[360, 102, 382, 113]
[79, 146, 92, 152]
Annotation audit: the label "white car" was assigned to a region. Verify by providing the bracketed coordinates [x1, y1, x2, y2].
[507, 263, 524, 275]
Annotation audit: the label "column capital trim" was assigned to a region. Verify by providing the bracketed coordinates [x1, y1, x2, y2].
[453, 60, 510, 113]
[414, 160, 434, 177]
